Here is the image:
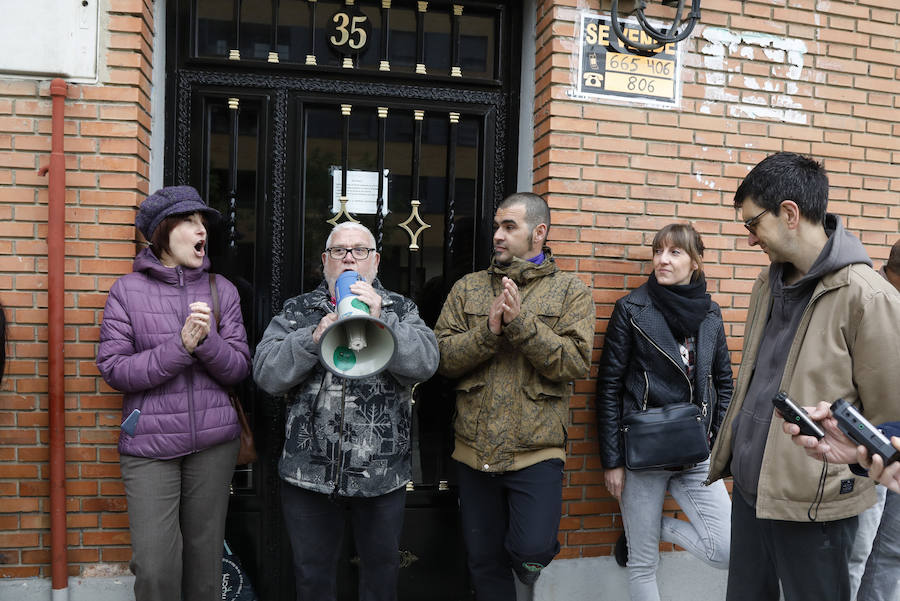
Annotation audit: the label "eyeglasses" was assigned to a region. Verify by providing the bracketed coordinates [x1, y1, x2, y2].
[325, 247, 375, 260]
[743, 208, 770, 234]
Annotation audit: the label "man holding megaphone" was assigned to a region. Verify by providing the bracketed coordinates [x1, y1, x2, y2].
[253, 222, 439, 601]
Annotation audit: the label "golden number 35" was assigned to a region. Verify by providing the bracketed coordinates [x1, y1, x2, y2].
[330, 13, 368, 50]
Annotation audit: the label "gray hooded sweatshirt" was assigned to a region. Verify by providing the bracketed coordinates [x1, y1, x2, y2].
[730, 214, 872, 505]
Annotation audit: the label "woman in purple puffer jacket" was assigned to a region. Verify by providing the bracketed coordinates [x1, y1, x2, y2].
[97, 186, 250, 601]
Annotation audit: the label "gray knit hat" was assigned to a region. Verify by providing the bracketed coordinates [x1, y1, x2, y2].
[135, 186, 220, 241]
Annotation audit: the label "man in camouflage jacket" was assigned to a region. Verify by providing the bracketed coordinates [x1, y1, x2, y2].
[434, 193, 594, 600]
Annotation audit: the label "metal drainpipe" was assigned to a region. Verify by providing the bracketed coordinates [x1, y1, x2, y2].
[42, 77, 70, 601]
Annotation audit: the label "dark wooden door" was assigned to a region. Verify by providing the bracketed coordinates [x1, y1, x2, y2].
[165, 2, 522, 599]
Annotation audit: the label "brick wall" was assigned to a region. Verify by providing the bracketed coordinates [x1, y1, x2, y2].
[0, 0, 154, 578]
[2, 0, 900, 580]
[533, 0, 900, 560]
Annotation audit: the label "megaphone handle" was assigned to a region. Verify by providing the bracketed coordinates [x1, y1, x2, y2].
[344, 321, 367, 351]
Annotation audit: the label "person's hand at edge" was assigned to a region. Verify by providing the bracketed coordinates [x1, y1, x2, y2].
[604, 467, 625, 501]
[863, 437, 900, 494]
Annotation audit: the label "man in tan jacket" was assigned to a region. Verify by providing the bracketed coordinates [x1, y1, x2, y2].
[784, 237, 900, 601]
[708, 152, 900, 601]
[434, 192, 594, 601]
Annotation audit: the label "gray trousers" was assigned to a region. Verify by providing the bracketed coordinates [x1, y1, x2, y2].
[120, 439, 239, 601]
[620, 459, 731, 601]
[850, 485, 900, 601]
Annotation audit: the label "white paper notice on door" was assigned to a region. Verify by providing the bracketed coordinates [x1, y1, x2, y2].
[330, 168, 390, 216]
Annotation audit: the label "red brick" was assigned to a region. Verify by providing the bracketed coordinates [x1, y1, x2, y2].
[0, 151, 36, 168]
[0, 498, 41, 512]
[0, 464, 39, 478]
[100, 547, 132, 563]
[0, 117, 36, 133]
[81, 121, 140, 138]
[80, 86, 142, 103]
[0, 80, 38, 96]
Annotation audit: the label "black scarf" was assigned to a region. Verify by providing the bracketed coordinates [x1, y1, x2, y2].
[646, 272, 711, 338]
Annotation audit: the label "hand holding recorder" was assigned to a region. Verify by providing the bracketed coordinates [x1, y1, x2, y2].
[830, 399, 899, 465]
[772, 392, 824, 440]
[780, 398, 900, 469]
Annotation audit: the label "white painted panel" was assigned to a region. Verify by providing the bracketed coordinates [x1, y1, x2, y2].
[0, 0, 99, 81]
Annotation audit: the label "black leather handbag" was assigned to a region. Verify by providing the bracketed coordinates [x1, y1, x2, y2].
[621, 402, 710, 471]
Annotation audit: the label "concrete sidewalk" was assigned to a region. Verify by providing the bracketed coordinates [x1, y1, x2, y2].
[535, 552, 728, 600]
[0, 552, 729, 601]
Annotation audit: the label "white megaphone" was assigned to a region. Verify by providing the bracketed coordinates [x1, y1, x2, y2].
[319, 270, 397, 379]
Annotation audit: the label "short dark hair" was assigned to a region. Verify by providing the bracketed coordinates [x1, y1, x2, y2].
[734, 152, 828, 224]
[149, 212, 208, 259]
[887, 239, 900, 276]
[497, 192, 551, 243]
[652, 223, 705, 280]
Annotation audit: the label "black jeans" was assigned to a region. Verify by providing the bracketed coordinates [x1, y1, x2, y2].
[280, 483, 406, 601]
[727, 487, 858, 601]
[456, 459, 564, 601]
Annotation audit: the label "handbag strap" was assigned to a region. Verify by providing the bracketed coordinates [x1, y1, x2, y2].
[209, 273, 221, 331]
[209, 273, 241, 413]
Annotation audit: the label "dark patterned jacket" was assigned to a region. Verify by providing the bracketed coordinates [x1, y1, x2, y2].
[252, 280, 439, 497]
[434, 251, 594, 472]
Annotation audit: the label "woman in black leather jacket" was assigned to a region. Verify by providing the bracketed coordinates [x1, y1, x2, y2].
[596, 223, 733, 601]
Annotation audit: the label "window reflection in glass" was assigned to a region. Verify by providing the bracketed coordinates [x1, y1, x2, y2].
[196, 0, 232, 58]
[278, 0, 311, 63]
[423, 9, 451, 74]
[388, 6, 416, 73]
[459, 11, 495, 79]
[240, 0, 273, 60]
